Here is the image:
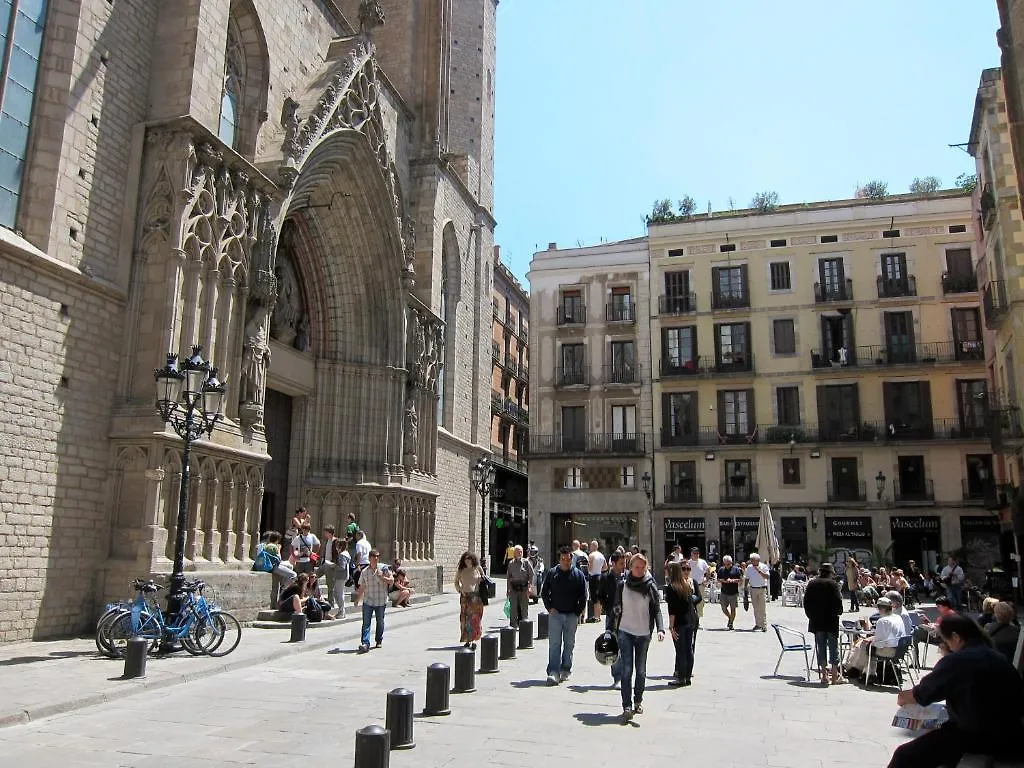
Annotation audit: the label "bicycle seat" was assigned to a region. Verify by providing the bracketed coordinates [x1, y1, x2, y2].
[131, 579, 164, 593]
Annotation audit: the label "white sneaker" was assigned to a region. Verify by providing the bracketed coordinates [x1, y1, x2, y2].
[546, 674, 559, 685]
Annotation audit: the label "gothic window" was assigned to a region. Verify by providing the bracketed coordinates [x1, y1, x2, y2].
[219, 19, 244, 150]
[437, 264, 448, 426]
[0, 0, 49, 227]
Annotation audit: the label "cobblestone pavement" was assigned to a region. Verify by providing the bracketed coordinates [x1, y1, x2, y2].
[0, 593, 914, 767]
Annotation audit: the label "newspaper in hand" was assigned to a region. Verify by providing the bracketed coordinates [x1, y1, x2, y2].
[892, 703, 948, 731]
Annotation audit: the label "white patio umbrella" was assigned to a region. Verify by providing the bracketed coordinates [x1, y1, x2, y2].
[756, 499, 782, 566]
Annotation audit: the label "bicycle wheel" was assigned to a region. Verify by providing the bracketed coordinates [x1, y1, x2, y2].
[95, 609, 129, 658]
[203, 611, 241, 657]
[184, 612, 223, 655]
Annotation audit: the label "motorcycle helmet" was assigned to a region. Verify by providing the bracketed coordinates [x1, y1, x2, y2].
[594, 630, 619, 666]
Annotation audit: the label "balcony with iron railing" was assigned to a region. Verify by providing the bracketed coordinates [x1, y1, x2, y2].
[660, 356, 709, 377]
[556, 304, 587, 326]
[710, 290, 750, 311]
[602, 364, 639, 385]
[555, 366, 589, 387]
[492, 342, 501, 360]
[942, 271, 978, 294]
[663, 484, 703, 505]
[490, 392, 528, 423]
[658, 293, 698, 315]
[990, 402, 1024, 449]
[490, 450, 528, 475]
[715, 350, 754, 374]
[962, 478, 998, 505]
[981, 183, 997, 231]
[983, 280, 1009, 329]
[877, 275, 917, 298]
[528, 432, 646, 457]
[893, 479, 935, 504]
[606, 303, 636, 323]
[719, 480, 759, 504]
[813, 341, 983, 368]
[811, 347, 859, 369]
[814, 279, 854, 303]
[827, 480, 867, 503]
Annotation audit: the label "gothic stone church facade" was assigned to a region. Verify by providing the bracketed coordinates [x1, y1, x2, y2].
[0, 0, 497, 642]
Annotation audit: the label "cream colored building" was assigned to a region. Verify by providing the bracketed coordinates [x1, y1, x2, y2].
[649, 192, 996, 577]
[527, 239, 653, 563]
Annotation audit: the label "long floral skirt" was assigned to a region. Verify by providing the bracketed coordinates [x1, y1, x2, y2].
[460, 593, 484, 642]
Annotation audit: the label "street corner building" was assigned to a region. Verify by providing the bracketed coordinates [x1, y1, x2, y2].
[0, 0, 498, 642]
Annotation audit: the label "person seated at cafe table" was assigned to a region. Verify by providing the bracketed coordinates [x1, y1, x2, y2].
[842, 597, 906, 680]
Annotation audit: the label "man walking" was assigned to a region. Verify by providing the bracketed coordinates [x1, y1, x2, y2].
[586, 540, 607, 622]
[356, 550, 393, 653]
[541, 545, 587, 685]
[939, 555, 965, 610]
[744, 553, 770, 631]
[352, 529, 372, 597]
[318, 525, 340, 609]
[717, 555, 742, 630]
[505, 545, 535, 628]
[687, 547, 710, 626]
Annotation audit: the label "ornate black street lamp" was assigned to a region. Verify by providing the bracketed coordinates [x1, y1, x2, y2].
[154, 346, 226, 606]
[470, 456, 496, 573]
[641, 471, 653, 553]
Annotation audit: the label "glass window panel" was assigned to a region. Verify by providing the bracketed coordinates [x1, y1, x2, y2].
[0, 113, 30, 157]
[13, 9, 45, 57]
[219, 91, 238, 147]
[2, 75, 35, 121]
[0, 1, 13, 48]
[8, 45, 41, 93]
[0, 147, 23, 191]
[0, 185, 17, 227]
[18, 0, 47, 23]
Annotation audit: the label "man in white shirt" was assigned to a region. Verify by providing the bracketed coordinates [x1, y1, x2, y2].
[291, 523, 320, 575]
[668, 545, 684, 564]
[586, 541, 607, 622]
[352, 530, 372, 600]
[844, 597, 907, 677]
[687, 548, 710, 623]
[939, 556, 966, 609]
[743, 553, 770, 632]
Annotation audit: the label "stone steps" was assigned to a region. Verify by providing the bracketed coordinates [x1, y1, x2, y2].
[252, 593, 431, 629]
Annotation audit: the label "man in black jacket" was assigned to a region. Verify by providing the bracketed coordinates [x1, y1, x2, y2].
[541, 545, 588, 685]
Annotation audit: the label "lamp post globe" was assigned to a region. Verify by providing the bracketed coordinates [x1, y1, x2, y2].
[470, 456, 495, 573]
[154, 345, 226, 606]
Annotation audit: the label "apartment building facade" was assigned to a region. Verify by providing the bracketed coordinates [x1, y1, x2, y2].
[971, 67, 1024, 591]
[527, 239, 654, 563]
[489, 247, 530, 570]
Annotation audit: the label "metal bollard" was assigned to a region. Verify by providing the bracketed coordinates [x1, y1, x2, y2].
[453, 648, 476, 693]
[518, 619, 534, 649]
[385, 688, 415, 750]
[499, 625, 517, 660]
[122, 636, 148, 679]
[537, 612, 549, 640]
[479, 634, 499, 673]
[289, 612, 307, 642]
[354, 724, 390, 768]
[423, 663, 451, 716]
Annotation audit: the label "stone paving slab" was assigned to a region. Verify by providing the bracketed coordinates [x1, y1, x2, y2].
[0, 594, 921, 767]
[0, 591, 461, 728]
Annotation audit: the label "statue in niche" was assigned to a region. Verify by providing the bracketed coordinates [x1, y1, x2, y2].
[270, 249, 306, 349]
[281, 97, 301, 155]
[240, 302, 271, 407]
[403, 396, 418, 468]
[359, 0, 386, 36]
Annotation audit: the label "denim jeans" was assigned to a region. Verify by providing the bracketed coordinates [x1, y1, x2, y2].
[849, 587, 860, 612]
[546, 611, 579, 676]
[361, 603, 386, 647]
[947, 584, 964, 610]
[814, 630, 839, 667]
[618, 630, 651, 708]
[673, 626, 695, 680]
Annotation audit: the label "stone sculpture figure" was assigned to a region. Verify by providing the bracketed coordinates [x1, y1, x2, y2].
[403, 396, 418, 467]
[241, 302, 271, 407]
[359, 0, 386, 36]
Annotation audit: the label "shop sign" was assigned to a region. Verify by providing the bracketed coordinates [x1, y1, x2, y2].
[825, 517, 872, 539]
[664, 517, 705, 534]
[719, 517, 759, 531]
[959, 516, 1000, 533]
[890, 516, 940, 533]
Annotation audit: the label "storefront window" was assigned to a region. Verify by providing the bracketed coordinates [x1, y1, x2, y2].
[959, 516, 1002, 584]
[890, 516, 941, 573]
[719, 517, 759, 560]
[663, 517, 706, 562]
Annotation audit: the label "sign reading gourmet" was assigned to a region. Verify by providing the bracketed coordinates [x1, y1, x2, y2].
[664, 517, 705, 534]
[825, 517, 872, 540]
[891, 516, 940, 533]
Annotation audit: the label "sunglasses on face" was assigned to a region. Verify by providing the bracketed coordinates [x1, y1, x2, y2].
[682, 566, 691, 571]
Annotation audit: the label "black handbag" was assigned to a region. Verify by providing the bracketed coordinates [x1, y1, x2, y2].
[478, 574, 496, 604]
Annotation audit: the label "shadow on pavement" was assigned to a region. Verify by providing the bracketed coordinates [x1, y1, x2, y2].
[0, 650, 100, 666]
[426, 645, 466, 652]
[326, 647, 362, 655]
[510, 679, 551, 688]
[567, 683, 614, 693]
[573, 712, 638, 727]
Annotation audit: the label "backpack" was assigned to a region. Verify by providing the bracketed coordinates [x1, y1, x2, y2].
[305, 597, 324, 623]
[252, 544, 281, 574]
[575, 553, 589, 572]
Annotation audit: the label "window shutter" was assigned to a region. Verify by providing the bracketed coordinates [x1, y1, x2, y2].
[740, 264, 749, 300]
[920, 381, 933, 426]
[746, 388, 756, 435]
[744, 322, 753, 355]
[661, 393, 672, 436]
[687, 392, 698, 433]
[816, 385, 827, 426]
[850, 383, 860, 425]
[717, 390, 727, 435]
[883, 382, 895, 425]
[714, 323, 723, 366]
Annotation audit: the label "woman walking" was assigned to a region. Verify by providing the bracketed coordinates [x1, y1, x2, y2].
[664, 561, 700, 686]
[609, 552, 665, 720]
[454, 552, 485, 649]
[845, 555, 860, 612]
[803, 562, 845, 685]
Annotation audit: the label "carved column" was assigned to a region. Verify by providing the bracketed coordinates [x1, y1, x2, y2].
[219, 477, 237, 563]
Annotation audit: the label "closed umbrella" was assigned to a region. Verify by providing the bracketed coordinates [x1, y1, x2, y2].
[756, 499, 781, 566]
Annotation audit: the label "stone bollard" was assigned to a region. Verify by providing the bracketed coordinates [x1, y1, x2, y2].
[423, 663, 451, 716]
[479, 634, 499, 673]
[518, 619, 534, 649]
[499, 625, 517, 660]
[122, 636, 148, 679]
[354, 724, 390, 768]
[385, 688, 415, 750]
[289, 613, 307, 643]
[453, 648, 476, 693]
[537, 612, 549, 640]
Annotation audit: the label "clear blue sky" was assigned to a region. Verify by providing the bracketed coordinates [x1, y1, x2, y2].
[493, 1, 1001, 284]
